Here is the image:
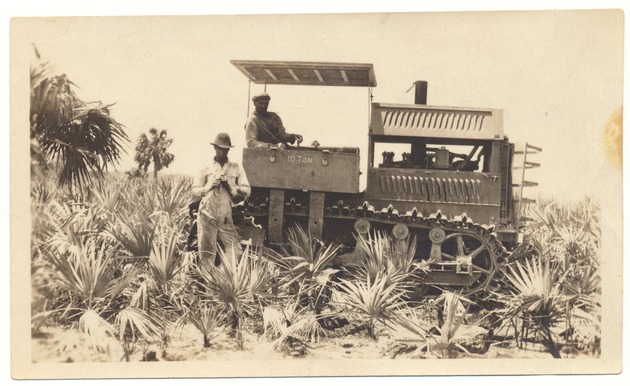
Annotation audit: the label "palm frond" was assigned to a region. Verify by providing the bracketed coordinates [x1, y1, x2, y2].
[129, 279, 151, 311]
[438, 292, 469, 343]
[107, 263, 145, 302]
[200, 246, 273, 311]
[106, 212, 156, 258]
[114, 307, 166, 343]
[148, 220, 182, 287]
[78, 309, 114, 352]
[270, 224, 341, 294]
[177, 302, 225, 347]
[393, 306, 432, 343]
[267, 298, 328, 351]
[353, 230, 417, 288]
[30, 51, 129, 189]
[494, 255, 569, 343]
[49, 238, 119, 307]
[154, 177, 192, 223]
[333, 273, 407, 337]
[90, 181, 123, 215]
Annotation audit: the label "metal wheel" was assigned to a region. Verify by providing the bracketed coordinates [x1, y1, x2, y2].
[440, 231, 497, 295]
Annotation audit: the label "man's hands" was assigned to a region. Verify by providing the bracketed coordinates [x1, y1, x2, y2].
[203, 177, 221, 194]
[277, 134, 303, 149]
[271, 134, 302, 150]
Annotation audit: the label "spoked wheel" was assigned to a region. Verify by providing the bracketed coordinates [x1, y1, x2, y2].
[439, 231, 497, 295]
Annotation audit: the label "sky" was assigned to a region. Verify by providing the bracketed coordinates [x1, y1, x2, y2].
[12, 8, 623, 202]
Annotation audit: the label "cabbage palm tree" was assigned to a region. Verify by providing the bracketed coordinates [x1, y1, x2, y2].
[30, 46, 128, 189]
[134, 128, 175, 180]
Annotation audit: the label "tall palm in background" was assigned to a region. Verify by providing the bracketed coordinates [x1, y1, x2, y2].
[133, 128, 175, 180]
[30, 45, 128, 189]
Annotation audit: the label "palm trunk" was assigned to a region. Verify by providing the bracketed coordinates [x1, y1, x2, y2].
[153, 151, 161, 180]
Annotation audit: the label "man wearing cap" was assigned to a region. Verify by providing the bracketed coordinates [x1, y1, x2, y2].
[245, 92, 303, 149]
[192, 133, 251, 272]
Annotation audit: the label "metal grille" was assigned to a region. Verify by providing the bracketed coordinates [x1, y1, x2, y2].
[370, 103, 503, 139]
[378, 175, 483, 204]
[381, 108, 490, 132]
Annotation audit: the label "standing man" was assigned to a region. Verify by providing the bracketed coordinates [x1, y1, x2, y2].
[245, 92, 303, 149]
[192, 132, 251, 272]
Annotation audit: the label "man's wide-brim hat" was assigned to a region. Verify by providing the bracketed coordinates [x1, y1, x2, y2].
[252, 92, 271, 102]
[211, 132, 234, 149]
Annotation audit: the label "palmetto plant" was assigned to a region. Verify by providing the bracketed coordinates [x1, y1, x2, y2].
[49, 238, 123, 308]
[431, 291, 473, 358]
[285, 225, 341, 286]
[262, 297, 330, 356]
[507, 195, 602, 356]
[270, 306, 321, 356]
[45, 199, 111, 257]
[395, 292, 475, 358]
[123, 178, 158, 217]
[148, 218, 183, 292]
[199, 246, 273, 349]
[353, 230, 418, 289]
[115, 307, 167, 361]
[122, 177, 191, 230]
[90, 181, 124, 218]
[174, 301, 225, 348]
[47, 237, 156, 353]
[522, 197, 600, 267]
[78, 309, 115, 352]
[392, 306, 432, 351]
[128, 277, 151, 312]
[154, 177, 192, 226]
[270, 225, 341, 313]
[106, 212, 156, 259]
[31, 175, 57, 205]
[32, 197, 62, 253]
[526, 196, 600, 236]
[494, 256, 567, 358]
[333, 273, 407, 339]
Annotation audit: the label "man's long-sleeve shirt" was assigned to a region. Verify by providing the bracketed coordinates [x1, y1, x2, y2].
[245, 110, 294, 148]
[192, 160, 251, 209]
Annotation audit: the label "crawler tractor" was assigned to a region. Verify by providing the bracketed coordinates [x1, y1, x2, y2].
[222, 60, 540, 295]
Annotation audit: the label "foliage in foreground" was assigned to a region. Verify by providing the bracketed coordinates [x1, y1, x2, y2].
[30, 173, 602, 361]
[491, 196, 601, 357]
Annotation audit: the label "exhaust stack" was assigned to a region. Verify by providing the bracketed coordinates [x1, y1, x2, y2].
[413, 80, 428, 105]
[411, 80, 428, 167]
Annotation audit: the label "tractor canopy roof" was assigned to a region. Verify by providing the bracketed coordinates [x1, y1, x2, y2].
[231, 60, 376, 87]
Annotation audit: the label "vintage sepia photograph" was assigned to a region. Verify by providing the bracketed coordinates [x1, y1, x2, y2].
[8, 2, 625, 381]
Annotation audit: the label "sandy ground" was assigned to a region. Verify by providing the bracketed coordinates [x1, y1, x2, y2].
[31, 322, 557, 364]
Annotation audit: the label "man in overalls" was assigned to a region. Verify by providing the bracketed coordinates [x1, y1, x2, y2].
[192, 133, 251, 272]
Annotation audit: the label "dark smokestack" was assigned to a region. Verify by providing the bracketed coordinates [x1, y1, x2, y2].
[414, 81, 428, 105]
